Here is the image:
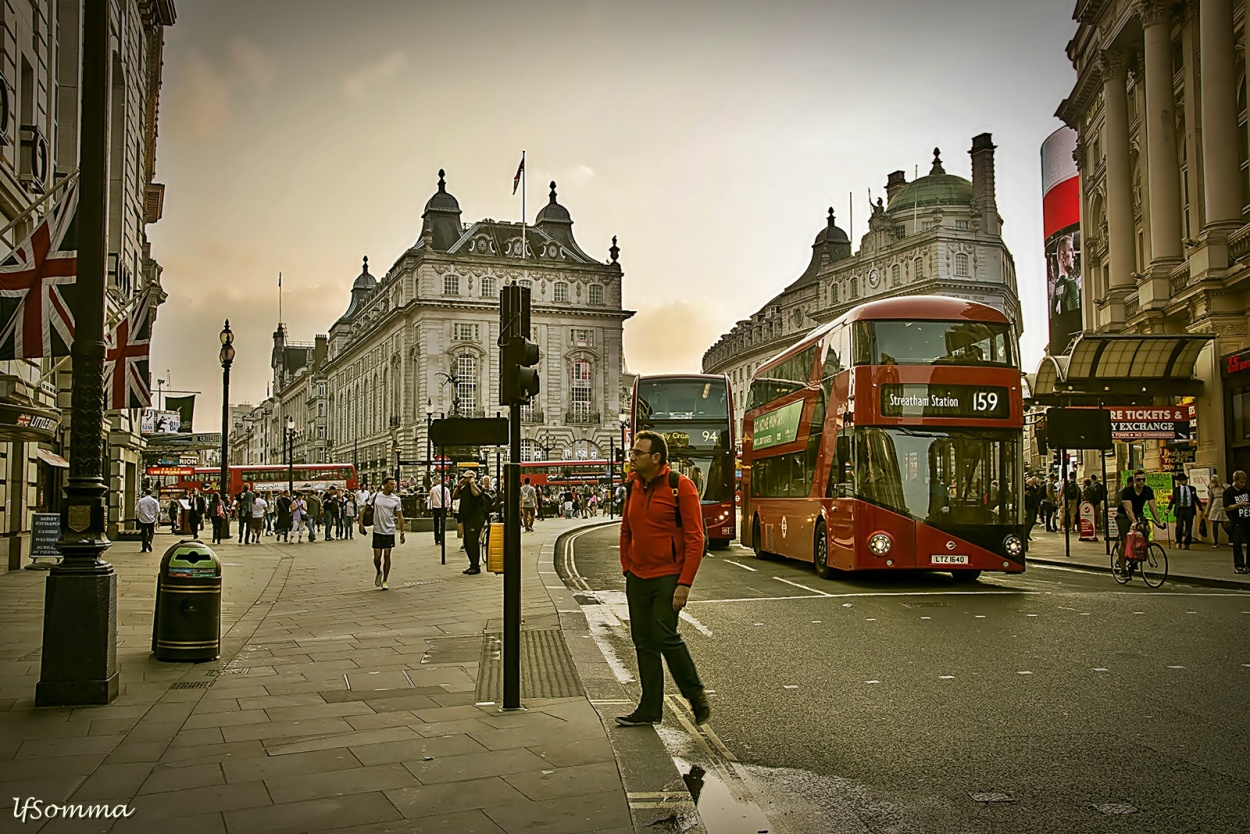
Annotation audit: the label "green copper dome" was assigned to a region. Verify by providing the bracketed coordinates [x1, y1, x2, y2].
[887, 148, 973, 213]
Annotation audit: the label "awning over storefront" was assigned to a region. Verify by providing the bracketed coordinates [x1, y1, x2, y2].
[36, 447, 69, 468]
[1031, 334, 1213, 404]
[0, 401, 60, 441]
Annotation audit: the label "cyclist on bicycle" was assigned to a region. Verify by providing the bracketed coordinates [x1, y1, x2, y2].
[1116, 469, 1165, 540]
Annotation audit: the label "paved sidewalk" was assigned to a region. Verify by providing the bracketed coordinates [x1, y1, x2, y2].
[0, 519, 635, 834]
[1024, 525, 1250, 589]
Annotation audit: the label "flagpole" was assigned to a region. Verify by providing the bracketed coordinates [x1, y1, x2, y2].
[0, 169, 79, 251]
[521, 150, 526, 264]
[278, 272, 283, 326]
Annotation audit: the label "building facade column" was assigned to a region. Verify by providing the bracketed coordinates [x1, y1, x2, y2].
[1100, 50, 1136, 323]
[1139, 0, 1184, 266]
[1199, 0, 1241, 230]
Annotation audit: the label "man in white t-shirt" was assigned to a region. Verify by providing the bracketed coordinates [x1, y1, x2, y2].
[136, 488, 160, 552]
[428, 475, 451, 546]
[250, 494, 268, 544]
[361, 476, 405, 590]
[519, 477, 538, 533]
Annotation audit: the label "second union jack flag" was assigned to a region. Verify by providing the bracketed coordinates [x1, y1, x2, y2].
[0, 183, 79, 359]
[104, 289, 153, 410]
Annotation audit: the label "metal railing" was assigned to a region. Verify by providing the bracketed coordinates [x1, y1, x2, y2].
[565, 410, 600, 425]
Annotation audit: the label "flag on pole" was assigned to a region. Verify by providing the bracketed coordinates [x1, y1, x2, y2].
[165, 394, 196, 432]
[0, 182, 79, 359]
[103, 288, 153, 410]
[512, 154, 525, 195]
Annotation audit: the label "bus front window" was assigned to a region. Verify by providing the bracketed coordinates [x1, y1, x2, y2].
[859, 320, 1018, 368]
[669, 452, 733, 504]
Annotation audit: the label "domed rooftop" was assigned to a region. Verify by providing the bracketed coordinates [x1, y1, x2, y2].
[351, 255, 377, 292]
[887, 149, 973, 213]
[535, 181, 571, 225]
[423, 169, 460, 214]
[814, 207, 850, 246]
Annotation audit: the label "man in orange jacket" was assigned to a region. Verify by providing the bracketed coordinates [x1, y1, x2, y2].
[616, 430, 711, 727]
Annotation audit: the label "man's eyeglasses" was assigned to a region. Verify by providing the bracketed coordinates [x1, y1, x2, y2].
[629, 448, 655, 457]
[1134, 477, 1146, 483]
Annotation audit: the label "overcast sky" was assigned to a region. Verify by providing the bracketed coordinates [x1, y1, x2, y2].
[148, 0, 1077, 430]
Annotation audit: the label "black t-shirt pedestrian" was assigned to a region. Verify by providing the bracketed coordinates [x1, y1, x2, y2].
[1118, 483, 1155, 518]
[1222, 484, 1250, 525]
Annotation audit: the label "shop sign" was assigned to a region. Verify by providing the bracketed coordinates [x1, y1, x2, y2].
[30, 513, 61, 558]
[1225, 348, 1250, 376]
[1107, 406, 1191, 440]
[146, 465, 193, 477]
[1160, 445, 1196, 473]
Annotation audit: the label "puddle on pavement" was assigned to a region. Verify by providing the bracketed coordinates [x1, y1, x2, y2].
[673, 755, 773, 833]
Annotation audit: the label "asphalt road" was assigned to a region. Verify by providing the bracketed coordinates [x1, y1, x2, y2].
[562, 524, 1250, 834]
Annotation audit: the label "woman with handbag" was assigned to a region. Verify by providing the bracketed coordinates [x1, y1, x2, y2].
[209, 493, 227, 544]
[291, 493, 308, 543]
[1207, 474, 1229, 548]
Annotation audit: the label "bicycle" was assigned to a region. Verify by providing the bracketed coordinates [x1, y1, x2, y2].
[1110, 517, 1169, 588]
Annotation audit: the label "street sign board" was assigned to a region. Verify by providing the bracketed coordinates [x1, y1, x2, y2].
[430, 417, 509, 447]
[31, 513, 61, 558]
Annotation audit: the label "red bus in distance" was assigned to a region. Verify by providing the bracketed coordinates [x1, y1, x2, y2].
[631, 374, 737, 548]
[148, 464, 359, 497]
[742, 296, 1025, 581]
[518, 459, 619, 487]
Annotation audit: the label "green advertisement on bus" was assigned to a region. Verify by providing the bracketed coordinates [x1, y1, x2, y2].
[753, 400, 804, 451]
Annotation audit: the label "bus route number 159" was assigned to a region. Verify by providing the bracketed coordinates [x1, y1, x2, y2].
[972, 391, 999, 412]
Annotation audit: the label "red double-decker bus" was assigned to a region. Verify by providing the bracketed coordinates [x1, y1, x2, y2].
[742, 296, 1024, 581]
[518, 460, 619, 487]
[149, 464, 358, 497]
[631, 374, 737, 548]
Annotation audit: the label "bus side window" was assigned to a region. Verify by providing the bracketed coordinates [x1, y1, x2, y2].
[828, 432, 853, 498]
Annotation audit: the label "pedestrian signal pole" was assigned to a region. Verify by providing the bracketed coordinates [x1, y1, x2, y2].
[500, 283, 540, 710]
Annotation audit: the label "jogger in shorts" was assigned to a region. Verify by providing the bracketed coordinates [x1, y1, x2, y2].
[361, 476, 405, 590]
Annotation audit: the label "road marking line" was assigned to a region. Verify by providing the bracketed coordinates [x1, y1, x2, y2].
[1167, 665, 1185, 669]
[865, 680, 880, 684]
[772, 576, 832, 596]
[939, 675, 955, 680]
[679, 610, 714, 637]
[723, 559, 758, 572]
[1093, 668, 1109, 672]
[1017, 671, 1033, 675]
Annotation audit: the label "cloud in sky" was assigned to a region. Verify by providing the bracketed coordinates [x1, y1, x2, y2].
[150, 0, 1077, 430]
[341, 50, 408, 100]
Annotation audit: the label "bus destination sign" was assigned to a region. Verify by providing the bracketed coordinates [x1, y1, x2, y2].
[880, 384, 1010, 419]
[753, 400, 804, 451]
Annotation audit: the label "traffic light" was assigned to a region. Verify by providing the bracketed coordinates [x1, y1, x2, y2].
[500, 283, 540, 406]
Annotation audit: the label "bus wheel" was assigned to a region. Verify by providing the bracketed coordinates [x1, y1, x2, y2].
[814, 521, 835, 580]
[950, 570, 982, 584]
[751, 517, 770, 560]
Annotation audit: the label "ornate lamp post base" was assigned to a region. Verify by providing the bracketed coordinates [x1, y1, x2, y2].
[36, 478, 118, 706]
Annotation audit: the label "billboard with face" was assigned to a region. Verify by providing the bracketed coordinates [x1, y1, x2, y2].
[1042, 127, 1081, 355]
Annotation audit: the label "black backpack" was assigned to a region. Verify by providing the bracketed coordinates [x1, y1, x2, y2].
[624, 471, 683, 528]
[1064, 480, 1081, 501]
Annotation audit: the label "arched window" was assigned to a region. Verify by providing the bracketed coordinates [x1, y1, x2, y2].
[444, 274, 459, 296]
[830, 282, 839, 304]
[570, 359, 592, 420]
[588, 284, 604, 305]
[954, 253, 969, 277]
[481, 276, 497, 297]
[554, 282, 570, 303]
[850, 276, 859, 298]
[891, 264, 901, 286]
[914, 258, 924, 280]
[455, 354, 477, 415]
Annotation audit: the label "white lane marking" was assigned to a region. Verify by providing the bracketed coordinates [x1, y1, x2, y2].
[1167, 665, 1186, 669]
[939, 675, 955, 680]
[865, 680, 880, 684]
[1017, 671, 1033, 675]
[783, 685, 798, 690]
[811, 620, 821, 624]
[920, 616, 932, 620]
[723, 559, 759, 572]
[772, 576, 832, 596]
[1093, 668, 1109, 672]
[866, 618, 877, 621]
[975, 615, 986, 619]
[1080, 612, 1091, 616]
[680, 609, 714, 637]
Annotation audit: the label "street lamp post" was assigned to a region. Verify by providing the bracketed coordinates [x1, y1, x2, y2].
[219, 321, 235, 535]
[425, 399, 433, 492]
[286, 416, 295, 494]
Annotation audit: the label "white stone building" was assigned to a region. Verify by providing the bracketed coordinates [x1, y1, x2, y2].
[703, 134, 1022, 438]
[231, 170, 634, 489]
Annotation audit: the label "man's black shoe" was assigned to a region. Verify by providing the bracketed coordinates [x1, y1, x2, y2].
[463, 567, 481, 575]
[689, 691, 711, 725]
[615, 711, 660, 727]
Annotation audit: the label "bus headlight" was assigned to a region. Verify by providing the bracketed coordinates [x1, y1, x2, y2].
[1004, 535, 1024, 558]
[868, 533, 892, 556]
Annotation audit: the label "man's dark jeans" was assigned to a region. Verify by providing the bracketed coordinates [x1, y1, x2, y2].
[139, 522, 155, 552]
[625, 571, 704, 720]
[433, 508, 446, 544]
[1233, 523, 1249, 570]
[464, 522, 484, 568]
[1175, 509, 1195, 546]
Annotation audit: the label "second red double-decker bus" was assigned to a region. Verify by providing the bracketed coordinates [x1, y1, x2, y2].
[631, 374, 736, 548]
[742, 296, 1024, 581]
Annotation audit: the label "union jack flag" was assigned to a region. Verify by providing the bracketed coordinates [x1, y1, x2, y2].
[104, 288, 153, 410]
[0, 183, 79, 359]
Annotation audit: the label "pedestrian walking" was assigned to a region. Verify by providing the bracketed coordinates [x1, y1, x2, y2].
[429, 475, 451, 544]
[187, 489, 206, 540]
[291, 493, 307, 543]
[453, 470, 491, 574]
[1062, 473, 1081, 533]
[520, 477, 537, 532]
[250, 492, 267, 544]
[1168, 472, 1199, 550]
[1090, 474, 1107, 531]
[1023, 475, 1043, 542]
[1042, 474, 1059, 532]
[1207, 474, 1228, 547]
[616, 430, 710, 728]
[360, 476, 405, 590]
[275, 490, 292, 542]
[323, 489, 341, 541]
[342, 494, 357, 539]
[167, 495, 180, 535]
[209, 492, 227, 544]
[236, 486, 254, 543]
[306, 491, 322, 542]
[1221, 470, 1250, 574]
[136, 488, 159, 552]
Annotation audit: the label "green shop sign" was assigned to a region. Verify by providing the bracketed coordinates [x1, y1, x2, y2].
[753, 400, 804, 451]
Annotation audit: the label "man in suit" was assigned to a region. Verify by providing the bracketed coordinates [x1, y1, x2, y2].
[187, 489, 207, 540]
[1168, 472, 1199, 550]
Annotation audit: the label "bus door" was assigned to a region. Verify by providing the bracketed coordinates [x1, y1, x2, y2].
[827, 431, 856, 569]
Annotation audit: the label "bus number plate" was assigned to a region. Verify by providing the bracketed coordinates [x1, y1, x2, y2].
[931, 554, 969, 565]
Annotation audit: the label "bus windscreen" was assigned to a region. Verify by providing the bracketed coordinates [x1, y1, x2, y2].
[855, 320, 1018, 368]
[635, 380, 729, 424]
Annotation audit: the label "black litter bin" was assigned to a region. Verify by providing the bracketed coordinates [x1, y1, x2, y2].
[152, 540, 221, 662]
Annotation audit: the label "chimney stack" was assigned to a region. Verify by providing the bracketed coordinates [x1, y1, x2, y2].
[885, 170, 908, 203]
[970, 133, 1000, 234]
[314, 334, 328, 373]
